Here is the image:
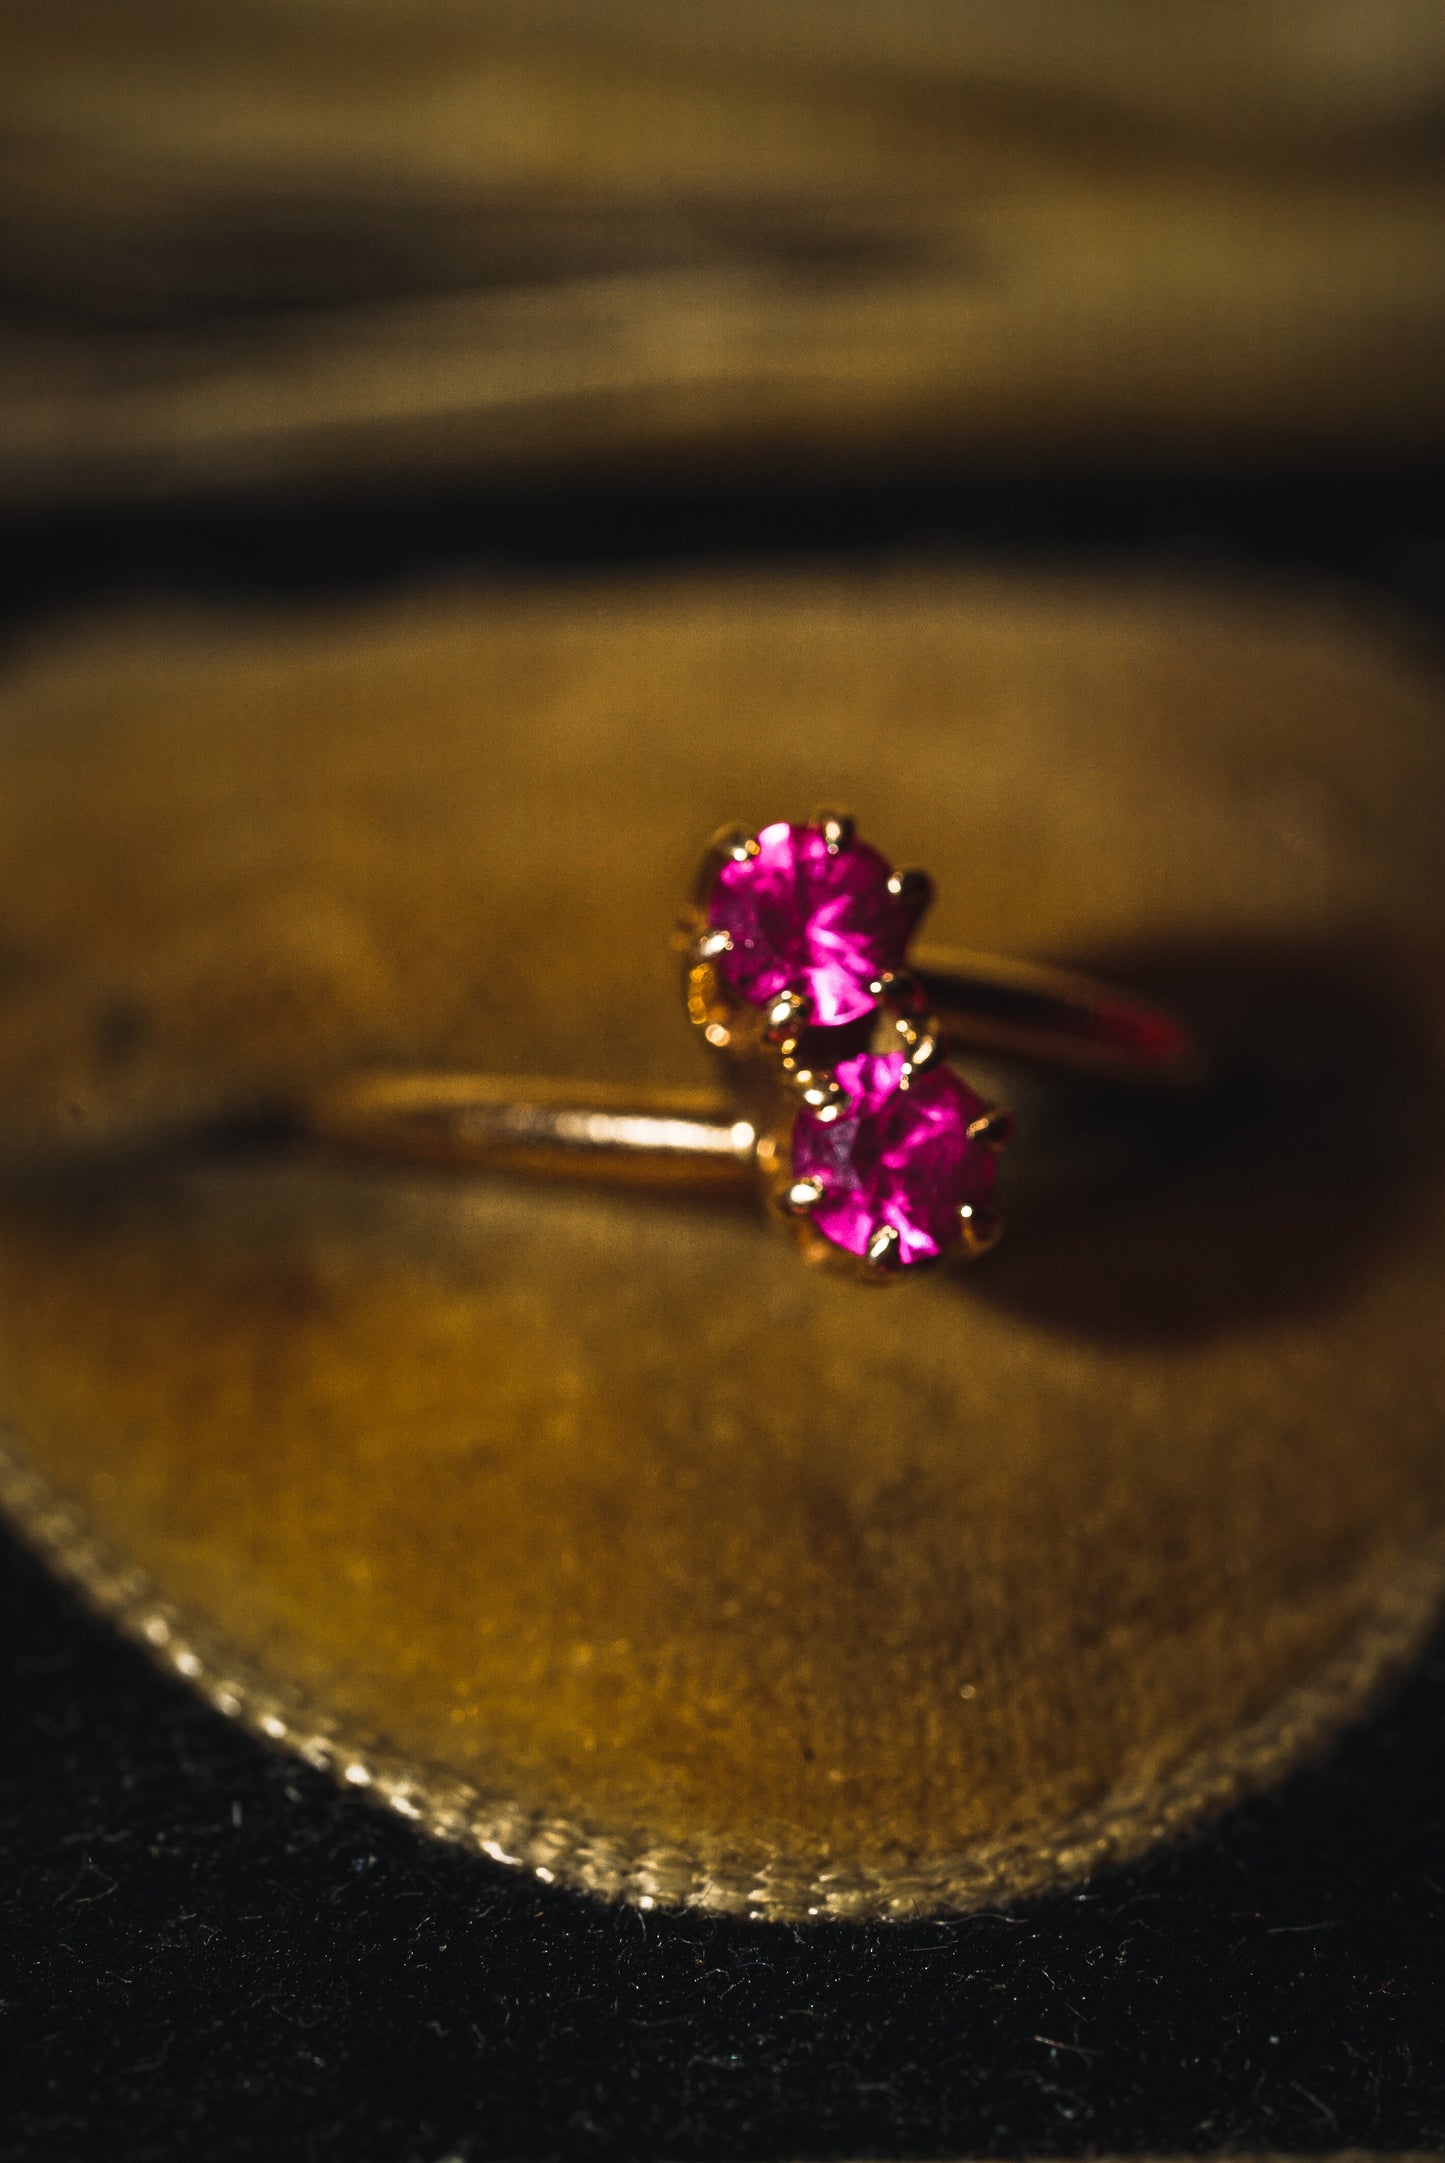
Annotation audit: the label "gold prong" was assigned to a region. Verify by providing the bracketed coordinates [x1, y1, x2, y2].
[898, 1028, 940, 1081]
[809, 806, 855, 854]
[767, 987, 810, 1027]
[956, 1201, 1003, 1260]
[887, 867, 934, 916]
[696, 927, 734, 961]
[782, 1175, 826, 1217]
[966, 1107, 1014, 1151]
[692, 826, 760, 912]
[764, 987, 813, 1047]
[708, 823, 760, 867]
[863, 1222, 903, 1277]
[870, 966, 924, 1013]
[789, 1069, 842, 1117]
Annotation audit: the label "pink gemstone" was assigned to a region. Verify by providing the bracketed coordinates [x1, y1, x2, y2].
[792, 1053, 997, 1265]
[709, 820, 912, 1028]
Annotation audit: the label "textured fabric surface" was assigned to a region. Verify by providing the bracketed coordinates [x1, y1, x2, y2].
[5, 1519, 1445, 2158]
[0, 569, 1441, 1919]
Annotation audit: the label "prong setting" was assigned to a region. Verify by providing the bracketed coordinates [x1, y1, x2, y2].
[710, 825, 760, 867]
[956, 1201, 1003, 1260]
[764, 987, 812, 1041]
[682, 812, 1009, 1279]
[869, 966, 924, 1013]
[788, 1069, 843, 1122]
[966, 1107, 1014, 1152]
[886, 867, 933, 917]
[885, 1008, 942, 1085]
[809, 805, 855, 855]
[686, 813, 926, 1055]
[790, 1044, 1009, 1276]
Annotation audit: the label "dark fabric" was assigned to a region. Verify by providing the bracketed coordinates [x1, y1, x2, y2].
[4, 1519, 1445, 2160]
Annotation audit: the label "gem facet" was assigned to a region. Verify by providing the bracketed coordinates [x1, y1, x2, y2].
[709, 820, 913, 1028]
[791, 1053, 998, 1265]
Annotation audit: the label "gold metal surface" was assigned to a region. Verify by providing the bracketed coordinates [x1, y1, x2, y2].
[0, 571, 1442, 1919]
[303, 1073, 757, 1192]
[680, 815, 1202, 1092]
[296, 936, 1193, 1285]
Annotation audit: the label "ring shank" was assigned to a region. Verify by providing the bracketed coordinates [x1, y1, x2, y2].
[912, 944, 1200, 1088]
[299, 948, 1201, 1187]
[301, 1075, 759, 1192]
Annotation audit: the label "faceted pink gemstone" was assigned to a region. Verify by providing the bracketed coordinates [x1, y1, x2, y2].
[709, 820, 912, 1028]
[792, 1053, 997, 1265]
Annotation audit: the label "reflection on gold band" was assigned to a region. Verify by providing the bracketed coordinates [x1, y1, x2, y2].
[300, 946, 1201, 1186]
[302, 1074, 759, 1190]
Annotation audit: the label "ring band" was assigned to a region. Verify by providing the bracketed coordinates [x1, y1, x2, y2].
[297, 810, 1201, 1279]
[301, 943, 1200, 1194]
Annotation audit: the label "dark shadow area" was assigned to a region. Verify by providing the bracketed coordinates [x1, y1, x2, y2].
[3, 465, 1445, 646]
[2, 1519, 1443, 2162]
[975, 930, 1445, 1344]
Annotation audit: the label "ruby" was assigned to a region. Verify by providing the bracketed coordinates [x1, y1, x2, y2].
[709, 820, 912, 1028]
[792, 1053, 997, 1265]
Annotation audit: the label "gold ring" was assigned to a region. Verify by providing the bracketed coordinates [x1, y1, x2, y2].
[301, 810, 1202, 1281]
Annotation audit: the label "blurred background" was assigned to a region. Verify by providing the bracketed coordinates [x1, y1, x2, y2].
[2, 0, 1443, 540]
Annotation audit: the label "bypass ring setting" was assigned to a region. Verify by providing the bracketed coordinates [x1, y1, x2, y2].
[680, 812, 1011, 1277]
[304, 808, 1200, 1284]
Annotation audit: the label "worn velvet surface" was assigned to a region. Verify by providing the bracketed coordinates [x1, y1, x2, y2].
[2, 472, 1444, 2154]
[1, 563, 1443, 1920]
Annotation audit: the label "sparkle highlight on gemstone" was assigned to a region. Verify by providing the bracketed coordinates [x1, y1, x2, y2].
[708, 819, 914, 1028]
[791, 1052, 1000, 1266]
